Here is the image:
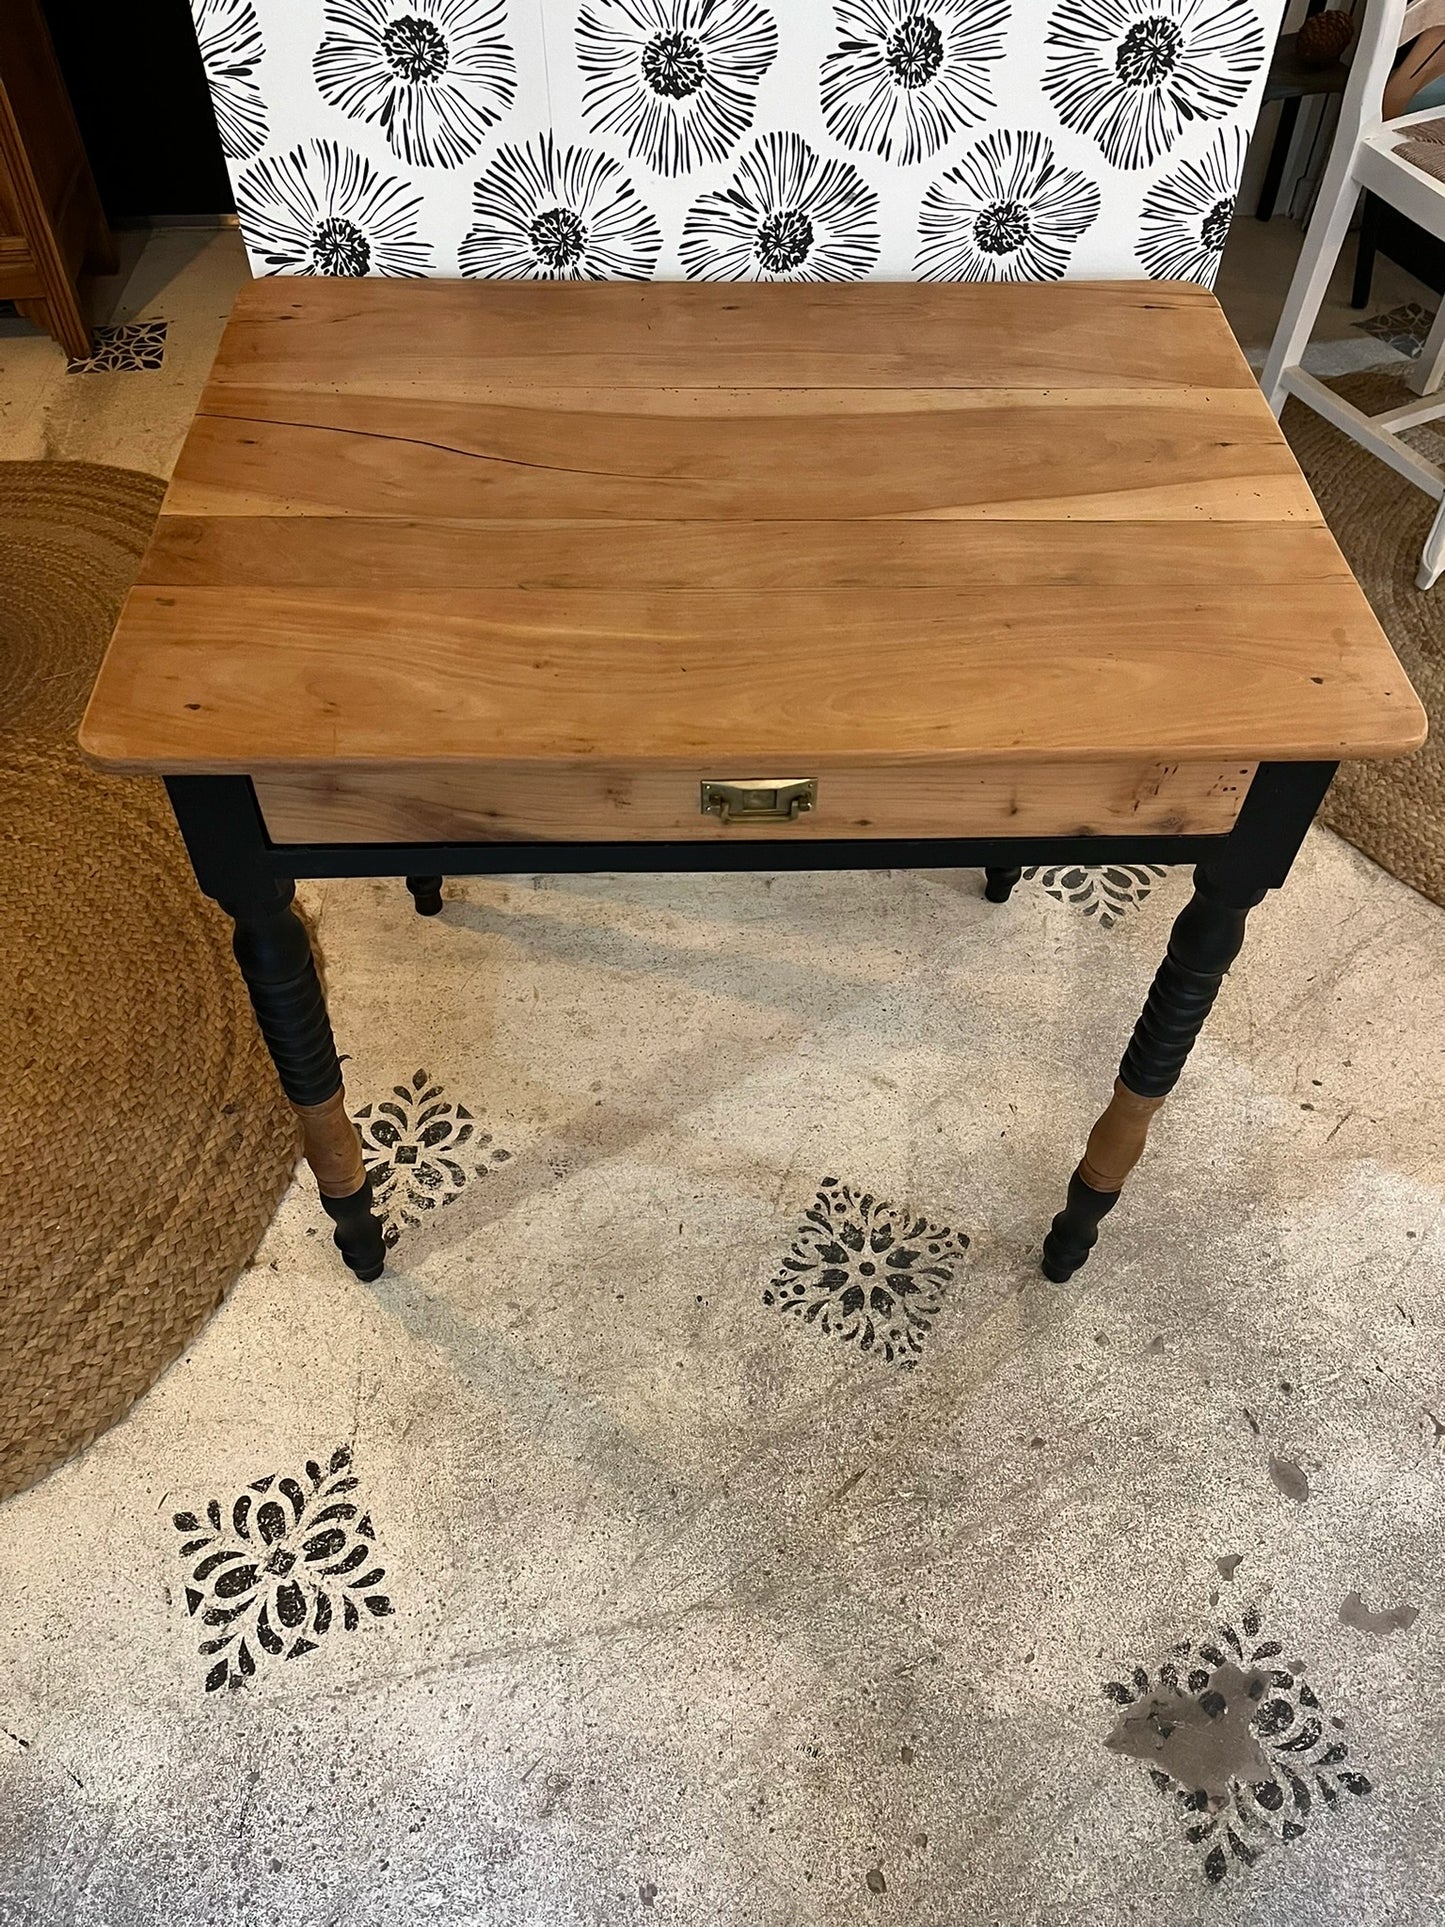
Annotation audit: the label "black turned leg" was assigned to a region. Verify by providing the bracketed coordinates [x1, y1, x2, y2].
[165, 777, 388, 1283]
[1041, 761, 1338, 1283]
[984, 866, 1023, 903]
[1042, 873, 1258, 1282]
[221, 879, 386, 1283]
[406, 875, 444, 916]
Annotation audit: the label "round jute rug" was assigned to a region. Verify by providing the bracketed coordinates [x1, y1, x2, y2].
[0, 463, 296, 1501]
[1283, 374, 1445, 909]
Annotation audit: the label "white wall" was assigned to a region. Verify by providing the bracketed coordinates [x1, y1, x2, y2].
[188, 0, 1285, 286]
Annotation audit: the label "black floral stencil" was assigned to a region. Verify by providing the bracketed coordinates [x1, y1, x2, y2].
[577, 0, 778, 177]
[236, 138, 433, 274]
[1105, 1605, 1374, 1885]
[189, 0, 268, 160]
[1138, 124, 1244, 284]
[1042, 0, 1265, 170]
[1027, 862, 1167, 927]
[460, 133, 663, 278]
[763, 1178, 969, 1368]
[314, 0, 517, 169]
[65, 321, 169, 374]
[354, 1068, 512, 1247]
[174, 1446, 393, 1692]
[820, 0, 1010, 165]
[916, 128, 1100, 281]
[681, 130, 880, 281]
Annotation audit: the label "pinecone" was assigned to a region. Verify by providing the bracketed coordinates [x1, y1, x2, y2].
[1297, 9, 1354, 65]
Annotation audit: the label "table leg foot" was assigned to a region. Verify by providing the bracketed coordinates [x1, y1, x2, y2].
[321, 1182, 387, 1281]
[984, 866, 1022, 903]
[1042, 1172, 1120, 1282]
[222, 879, 387, 1280]
[406, 875, 444, 916]
[1041, 870, 1259, 1281]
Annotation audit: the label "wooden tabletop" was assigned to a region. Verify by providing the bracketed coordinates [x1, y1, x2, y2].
[81, 277, 1425, 776]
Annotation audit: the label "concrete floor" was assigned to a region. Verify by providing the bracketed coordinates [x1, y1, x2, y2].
[2, 223, 1444, 1927]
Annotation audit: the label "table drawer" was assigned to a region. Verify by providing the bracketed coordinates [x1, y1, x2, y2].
[253, 758, 1256, 846]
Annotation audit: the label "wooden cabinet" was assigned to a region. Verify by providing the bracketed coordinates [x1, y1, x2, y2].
[0, 0, 113, 360]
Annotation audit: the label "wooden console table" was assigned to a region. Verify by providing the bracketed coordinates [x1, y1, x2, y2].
[80, 278, 1426, 1284]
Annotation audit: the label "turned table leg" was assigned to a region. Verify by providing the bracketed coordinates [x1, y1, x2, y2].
[1040, 761, 1338, 1283]
[405, 875, 444, 916]
[984, 866, 1023, 903]
[1041, 873, 1259, 1281]
[220, 879, 386, 1280]
[165, 777, 387, 1282]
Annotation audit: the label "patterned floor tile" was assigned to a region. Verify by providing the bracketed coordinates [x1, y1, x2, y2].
[65, 320, 169, 374]
[173, 1445, 393, 1693]
[353, 1067, 511, 1248]
[1353, 302, 1434, 359]
[762, 1177, 969, 1369]
[1106, 1603, 1373, 1885]
[1026, 863, 1168, 928]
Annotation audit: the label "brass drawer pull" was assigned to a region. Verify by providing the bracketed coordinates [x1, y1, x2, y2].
[701, 778, 816, 824]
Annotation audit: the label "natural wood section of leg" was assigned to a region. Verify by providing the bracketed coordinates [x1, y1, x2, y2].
[254, 758, 1256, 847]
[1078, 1079, 1169, 1194]
[293, 1089, 367, 1199]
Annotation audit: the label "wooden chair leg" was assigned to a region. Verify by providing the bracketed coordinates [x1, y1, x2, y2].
[221, 878, 386, 1281]
[405, 875, 444, 915]
[1042, 870, 1264, 1283]
[984, 866, 1022, 902]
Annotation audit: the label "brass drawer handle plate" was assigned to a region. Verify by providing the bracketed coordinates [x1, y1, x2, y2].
[701, 778, 817, 825]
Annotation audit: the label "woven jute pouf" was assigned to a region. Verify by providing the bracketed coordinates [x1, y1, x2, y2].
[1283, 375, 1445, 910]
[0, 463, 296, 1501]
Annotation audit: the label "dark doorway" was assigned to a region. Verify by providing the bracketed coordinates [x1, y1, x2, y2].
[38, 0, 233, 221]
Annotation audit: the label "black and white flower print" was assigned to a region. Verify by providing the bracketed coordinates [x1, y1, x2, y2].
[1042, 0, 1265, 170]
[174, 1446, 393, 1693]
[354, 1068, 512, 1247]
[916, 129, 1100, 281]
[763, 1178, 969, 1368]
[1138, 124, 1244, 284]
[459, 133, 663, 278]
[820, 0, 1010, 166]
[1106, 1605, 1374, 1885]
[577, 0, 778, 177]
[236, 138, 432, 274]
[314, 0, 516, 169]
[189, 0, 268, 160]
[681, 131, 880, 281]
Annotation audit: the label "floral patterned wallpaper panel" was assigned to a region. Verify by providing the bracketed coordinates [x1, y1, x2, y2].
[189, 0, 1281, 287]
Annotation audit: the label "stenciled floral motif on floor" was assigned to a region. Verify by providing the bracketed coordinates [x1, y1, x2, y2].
[1026, 863, 1168, 927]
[66, 321, 169, 373]
[1355, 301, 1434, 358]
[1104, 1603, 1373, 1884]
[763, 1177, 969, 1369]
[173, 1446, 392, 1692]
[353, 1068, 512, 1247]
